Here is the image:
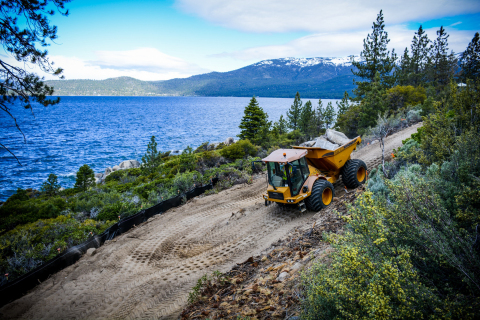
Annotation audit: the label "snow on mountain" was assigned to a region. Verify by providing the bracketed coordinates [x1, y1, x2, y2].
[253, 56, 361, 68]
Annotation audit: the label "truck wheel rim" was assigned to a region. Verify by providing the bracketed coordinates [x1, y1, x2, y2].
[357, 166, 366, 182]
[322, 188, 333, 205]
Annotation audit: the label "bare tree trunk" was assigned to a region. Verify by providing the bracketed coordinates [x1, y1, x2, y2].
[381, 137, 387, 177]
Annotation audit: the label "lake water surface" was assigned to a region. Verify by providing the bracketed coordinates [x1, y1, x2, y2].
[0, 96, 340, 200]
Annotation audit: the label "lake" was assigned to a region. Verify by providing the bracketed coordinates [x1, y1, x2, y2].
[0, 96, 340, 200]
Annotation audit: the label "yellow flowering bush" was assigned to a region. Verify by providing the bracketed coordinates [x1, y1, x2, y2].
[302, 183, 480, 319]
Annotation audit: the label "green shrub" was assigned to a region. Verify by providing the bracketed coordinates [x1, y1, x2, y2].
[59, 187, 81, 197]
[302, 177, 480, 319]
[366, 167, 388, 196]
[0, 196, 67, 232]
[194, 141, 209, 153]
[196, 151, 223, 169]
[219, 140, 257, 160]
[0, 215, 115, 283]
[105, 170, 126, 183]
[173, 171, 202, 194]
[5, 188, 29, 204]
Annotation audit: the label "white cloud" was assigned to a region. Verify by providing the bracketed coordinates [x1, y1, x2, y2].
[86, 48, 207, 75]
[176, 0, 480, 33]
[0, 48, 210, 81]
[210, 26, 476, 62]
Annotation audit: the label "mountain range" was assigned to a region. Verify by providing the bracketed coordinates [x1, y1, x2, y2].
[46, 56, 360, 98]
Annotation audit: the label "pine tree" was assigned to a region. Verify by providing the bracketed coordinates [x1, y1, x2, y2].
[358, 72, 387, 132]
[277, 115, 288, 135]
[430, 26, 457, 91]
[75, 164, 95, 192]
[142, 135, 161, 173]
[299, 100, 315, 138]
[324, 102, 336, 130]
[352, 10, 397, 101]
[41, 173, 61, 196]
[395, 48, 411, 86]
[336, 91, 351, 116]
[315, 99, 325, 133]
[238, 96, 269, 144]
[409, 25, 431, 86]
[272, 115, 288, 136]
[287, 92, 303, 130]
[460, 32, 480, 82]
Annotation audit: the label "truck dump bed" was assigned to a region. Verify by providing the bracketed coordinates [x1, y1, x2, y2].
[292, 136, 361, 172]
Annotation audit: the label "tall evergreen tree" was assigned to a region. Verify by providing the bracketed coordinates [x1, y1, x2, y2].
[324, 102, 336, 130]
[41, 173, 61, 196]
[409, 25, 431, 86]
[287, 92, 303, 130]
[75, 164, 95, 192]
[142, 135, 161, 173]
[315, 99, 325, 133]
[238, 96, 268, 143]
[352, 10, 397, 101]
[336, 91, 351, 116]
[460, 32, 480, 82]
[358, 72, 387, 132]
[299, 100, 315, 138]
[430, 26, 457, 91]
[272, 115, 288, 135]
[395, 48, 411, 86]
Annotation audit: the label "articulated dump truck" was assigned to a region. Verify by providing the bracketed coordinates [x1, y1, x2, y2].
[257, 136, 367, 212]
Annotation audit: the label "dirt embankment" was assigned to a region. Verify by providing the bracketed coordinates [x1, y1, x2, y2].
[0, 123, 422, 320]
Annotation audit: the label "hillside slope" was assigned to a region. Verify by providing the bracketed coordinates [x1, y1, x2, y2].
[0, 123, 421, 320]
[46, 57, 359, 98]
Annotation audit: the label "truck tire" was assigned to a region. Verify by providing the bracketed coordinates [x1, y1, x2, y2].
[305, 179, 335, 211]
[341, 159, 367, 188]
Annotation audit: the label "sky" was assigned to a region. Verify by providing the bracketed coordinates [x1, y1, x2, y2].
[5, 0, 480, 81]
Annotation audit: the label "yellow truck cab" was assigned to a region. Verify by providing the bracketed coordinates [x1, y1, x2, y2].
[260, 137, 366, 212]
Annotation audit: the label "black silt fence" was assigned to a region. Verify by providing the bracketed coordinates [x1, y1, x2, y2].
[0, 178, 218, 307]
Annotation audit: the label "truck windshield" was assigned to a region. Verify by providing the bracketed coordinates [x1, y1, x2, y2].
[267, 157, 310, 193]
[267, 162, 288, 188]
[289, 157, 310, 196]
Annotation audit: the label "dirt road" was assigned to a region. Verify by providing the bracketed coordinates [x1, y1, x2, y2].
[0, 122, 422, 320]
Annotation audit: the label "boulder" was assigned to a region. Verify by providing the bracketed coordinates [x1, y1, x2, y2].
[224, 137, 235, 145]
[86, 248, 96, 256]
[276, 272, 289, 282]
[291, 262, 303, 272]
[95, 173, 103, 178]
[313, 137, 339, 150]
[119, 160, 140, 169]
[299, 140, 316, 147]
[112, 165, 120, 172]
[326, 129, 351, 145]
[105, 167, 112, 175]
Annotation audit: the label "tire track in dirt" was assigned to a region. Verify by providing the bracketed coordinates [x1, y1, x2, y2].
[0, 123, 422, 320]
[0, 179, 316, 320]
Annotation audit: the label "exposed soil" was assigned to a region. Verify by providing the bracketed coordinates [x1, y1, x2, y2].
[180, 190, 361, 320]
[0, 123, 422, 320]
